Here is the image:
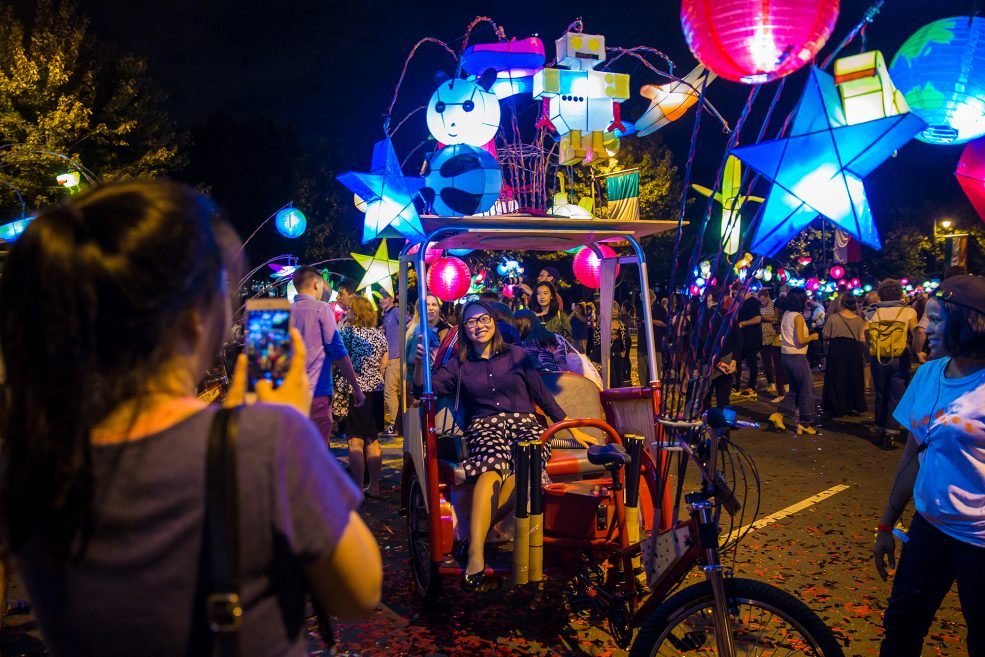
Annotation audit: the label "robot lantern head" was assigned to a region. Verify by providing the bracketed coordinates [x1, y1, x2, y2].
[556, 32, 606, 71]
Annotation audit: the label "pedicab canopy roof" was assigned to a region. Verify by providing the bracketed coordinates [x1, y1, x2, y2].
[409, 215, 681, 254]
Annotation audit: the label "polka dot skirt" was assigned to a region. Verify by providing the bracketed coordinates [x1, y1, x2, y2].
[463, 412, 552, 481]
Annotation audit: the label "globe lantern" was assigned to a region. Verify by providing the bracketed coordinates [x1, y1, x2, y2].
[890, 17, 985, 145]
[572, 244, 619, 289]
[681, 0, 840, 84]
[426, 257, 472, 301]
[275, 207, 307, 238]
[829, 265, 846, 279]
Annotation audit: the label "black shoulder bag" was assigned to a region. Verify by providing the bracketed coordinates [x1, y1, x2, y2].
[205, 406, 243, 657]
[202, 407, 337, 657]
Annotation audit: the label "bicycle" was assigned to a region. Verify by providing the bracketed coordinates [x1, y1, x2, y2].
[626, 407, 845, 656]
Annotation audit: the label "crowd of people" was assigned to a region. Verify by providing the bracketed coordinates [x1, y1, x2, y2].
[0, 180, 981, 657]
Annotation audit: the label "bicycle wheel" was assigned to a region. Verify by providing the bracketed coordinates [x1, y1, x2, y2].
[407, 475, 443, 603]
[629, 578, 844, 657]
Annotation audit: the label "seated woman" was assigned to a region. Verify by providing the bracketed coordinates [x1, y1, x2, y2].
[515, 309, 567, 372]
[413, 300, 596, 592]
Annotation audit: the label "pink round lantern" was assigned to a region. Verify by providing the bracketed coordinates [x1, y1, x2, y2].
[689, 284, 702, 296]
[829, 265, 845, 279]
[426, 256, 471, 301]
[849, 277, 861, 289]
[681, 0, 840, 84]
[573, 244, 620, 289]
[328, 301, 345, 323]
[502, 284, 516, 299]
[806, 277, 820, 292]
[777, 267, 789, 284]
[408, 242, 443, 265]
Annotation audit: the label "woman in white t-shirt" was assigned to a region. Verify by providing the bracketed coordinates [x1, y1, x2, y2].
[873, 275, 985, 657]
[768, 289, 819, 434]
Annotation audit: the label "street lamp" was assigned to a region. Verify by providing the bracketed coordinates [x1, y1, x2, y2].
[933, 219, 956, 275]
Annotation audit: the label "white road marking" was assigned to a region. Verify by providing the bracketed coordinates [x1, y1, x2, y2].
[724, 484, 850, 543]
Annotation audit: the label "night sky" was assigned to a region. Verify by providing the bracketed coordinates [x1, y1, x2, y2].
[13, 0, 982, 237]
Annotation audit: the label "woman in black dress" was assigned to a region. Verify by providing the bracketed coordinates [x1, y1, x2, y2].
[821, 293, 868, 418]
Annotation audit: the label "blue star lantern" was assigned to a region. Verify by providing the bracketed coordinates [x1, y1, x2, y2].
[337, 138, 426, 243]
[730, 67, 926, 256]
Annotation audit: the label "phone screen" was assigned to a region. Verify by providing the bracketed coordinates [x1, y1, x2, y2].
[246, 308, 292, 391]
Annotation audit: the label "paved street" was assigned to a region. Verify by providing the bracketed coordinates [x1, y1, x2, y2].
[0, 381, 968, 657]
[318, 384, 967, 657]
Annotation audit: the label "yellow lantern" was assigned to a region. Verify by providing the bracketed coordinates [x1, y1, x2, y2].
[834, 50, 909, 125]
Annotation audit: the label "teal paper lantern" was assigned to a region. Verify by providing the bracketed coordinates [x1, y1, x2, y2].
[890, 17, 985, 145]
[275, 207, 307, 238]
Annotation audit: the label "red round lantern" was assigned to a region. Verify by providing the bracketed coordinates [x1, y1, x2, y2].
[777, 267, 789, 284]
[689, 284, 702, 296]
[572, 244, 619, 289]
[426, 256, 471, 301]
[407, 242, 443, 265]
[829, 265, 845, 279]
[681, 0, 839, 84]
[328, 301, 345, 323]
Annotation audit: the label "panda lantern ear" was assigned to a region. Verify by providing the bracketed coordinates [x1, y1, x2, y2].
[477, 68, 497, 92]
[434, 71, 450, 88]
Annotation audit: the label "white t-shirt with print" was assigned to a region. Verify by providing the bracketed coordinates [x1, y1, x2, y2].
[893, 357, 985, 547]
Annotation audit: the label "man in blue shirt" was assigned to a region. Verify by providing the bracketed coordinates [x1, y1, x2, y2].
[292, 267, 365, 445]
[380, 290, 402, 436]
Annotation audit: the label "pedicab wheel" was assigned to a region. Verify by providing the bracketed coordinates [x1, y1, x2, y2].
[628, 578, 844, 657]
[407, 476, 443, 603]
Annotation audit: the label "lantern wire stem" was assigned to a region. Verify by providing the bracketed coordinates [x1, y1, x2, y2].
[386, 37, 458, 125]
[237, 202, 294, 257]
[819, 0, 885, 70]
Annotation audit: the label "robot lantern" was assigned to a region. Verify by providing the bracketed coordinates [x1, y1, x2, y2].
[533, 32, 630, 165]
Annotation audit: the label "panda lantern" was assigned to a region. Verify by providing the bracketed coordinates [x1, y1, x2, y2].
[423, 70, 506, 217]
[426, 69, 501, 151]
[533, 32, 630, 165]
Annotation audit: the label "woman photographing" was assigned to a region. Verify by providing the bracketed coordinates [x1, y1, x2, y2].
[413, 300, 595, 592]
[0, 181, 381, 656]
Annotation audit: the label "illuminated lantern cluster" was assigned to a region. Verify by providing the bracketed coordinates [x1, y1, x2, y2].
[890, 17, 985, 145]
[572, 244, 618, 289]
[427, 256, 472, 301]
[275, 207, 307, 238]
[680, 0, 839, 84]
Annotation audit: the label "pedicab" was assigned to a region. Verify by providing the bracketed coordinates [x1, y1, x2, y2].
[398, 215, 844, 656]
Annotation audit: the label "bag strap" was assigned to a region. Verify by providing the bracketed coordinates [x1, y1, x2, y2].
[206, 407, 242, 656]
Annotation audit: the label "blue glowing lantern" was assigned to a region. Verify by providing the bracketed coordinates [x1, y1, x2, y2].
[890, 17, 985, 145]
[0, 217, 35, 242]
[275, 207, 307, 238]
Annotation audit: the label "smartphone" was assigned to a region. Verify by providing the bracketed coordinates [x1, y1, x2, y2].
[245, 299, 293, 391]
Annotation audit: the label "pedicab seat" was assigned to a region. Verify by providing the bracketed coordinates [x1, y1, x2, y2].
[433, 371, 614, 486]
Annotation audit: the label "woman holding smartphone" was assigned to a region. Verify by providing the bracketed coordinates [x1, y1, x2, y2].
[0, 181, 382, 656]
[414, 300, 596, 592]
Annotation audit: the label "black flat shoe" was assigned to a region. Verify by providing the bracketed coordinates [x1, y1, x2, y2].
[462, 570, 502, 593]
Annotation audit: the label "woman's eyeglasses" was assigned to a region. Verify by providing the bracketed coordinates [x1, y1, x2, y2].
[464, 314, 494, 329]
